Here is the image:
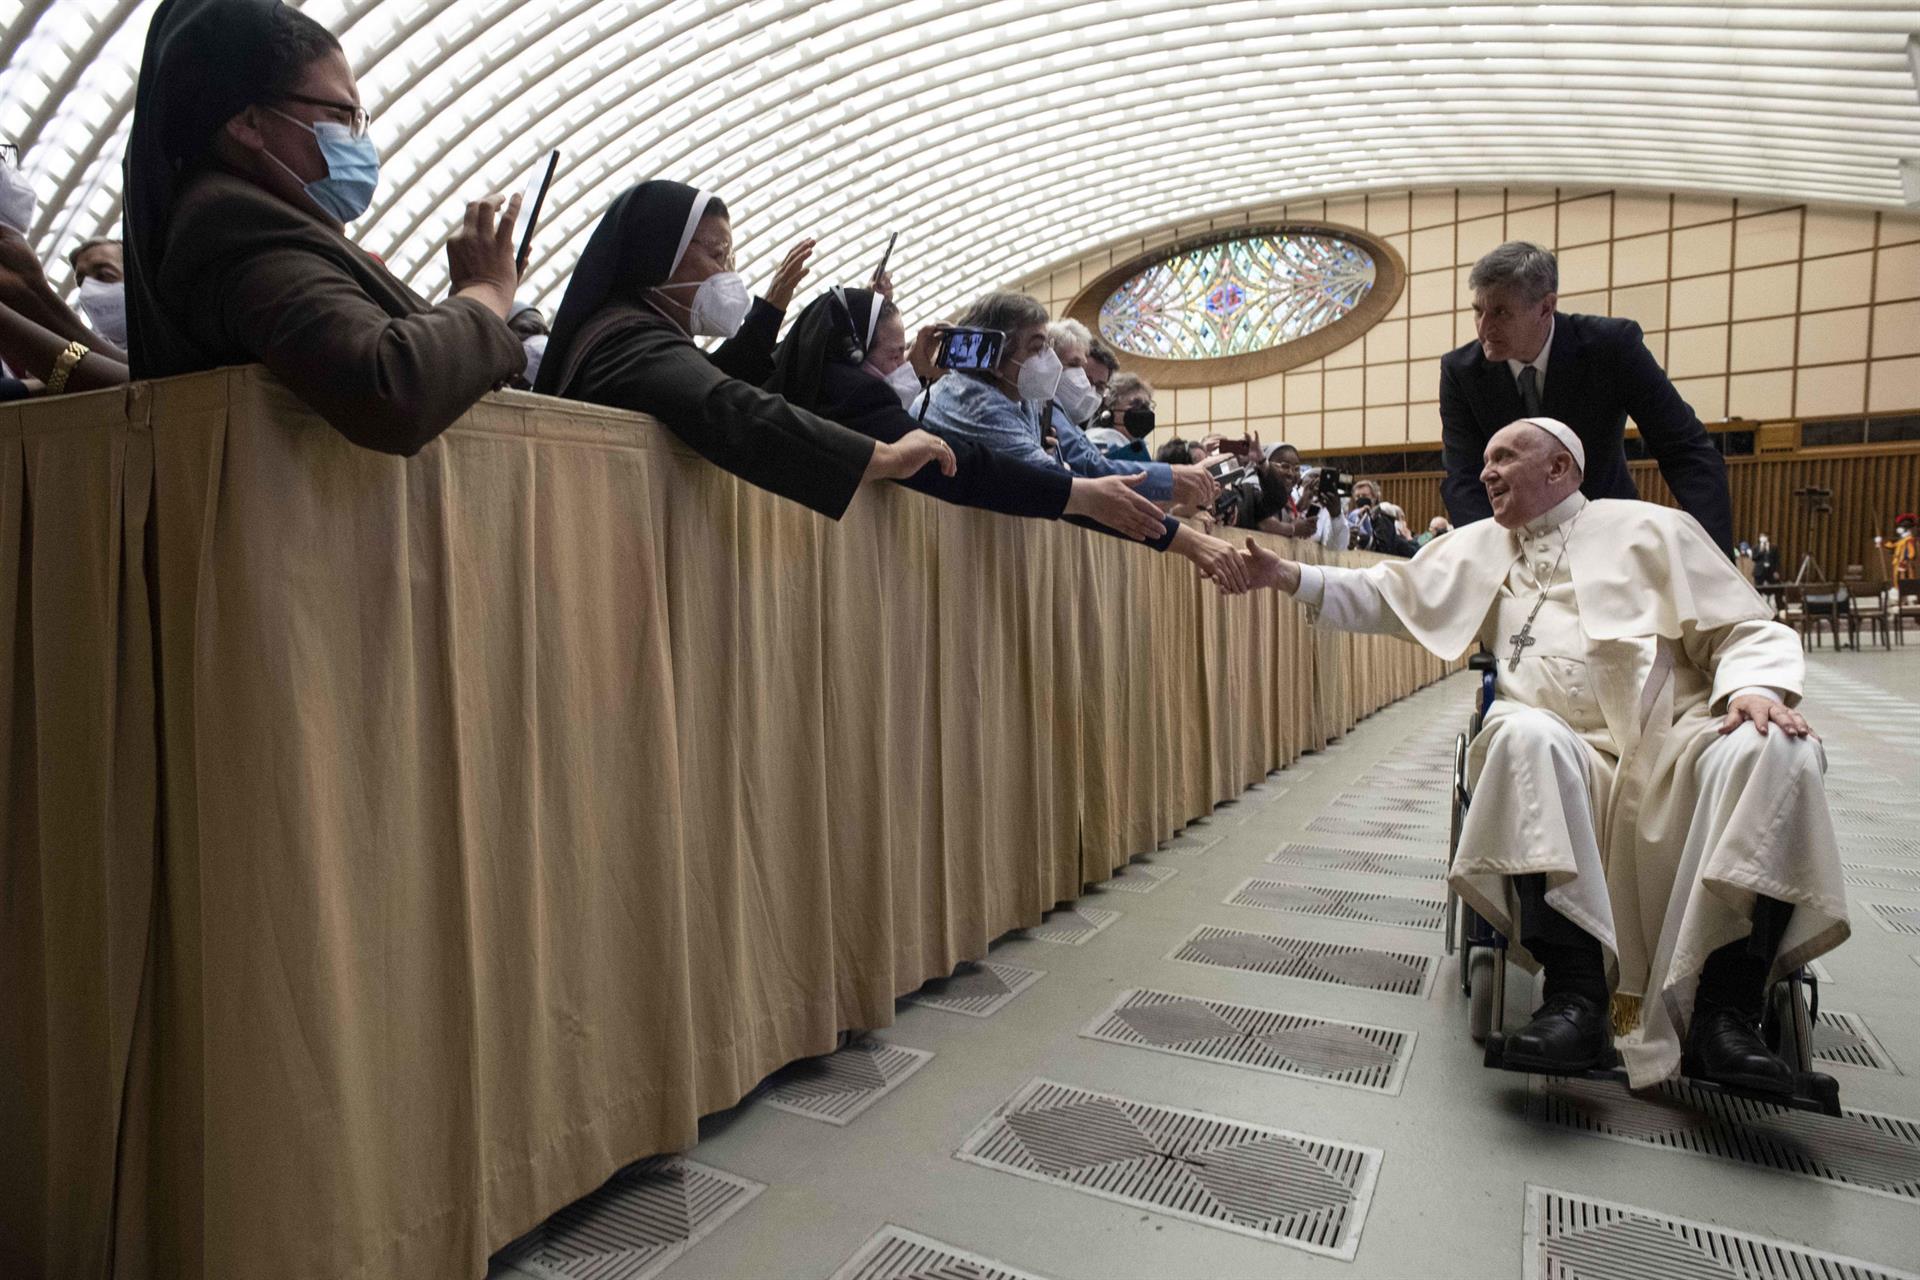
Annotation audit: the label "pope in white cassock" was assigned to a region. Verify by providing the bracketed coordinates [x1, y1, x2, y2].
[1228, 418, 1848, 1091]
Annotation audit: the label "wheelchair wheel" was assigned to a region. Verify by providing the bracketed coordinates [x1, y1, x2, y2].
[1467, 949, 1498, 1043]
[1764, 975, 1816, 1074]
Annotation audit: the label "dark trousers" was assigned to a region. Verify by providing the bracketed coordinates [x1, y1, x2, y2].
[1513, 874, 1793, 1018]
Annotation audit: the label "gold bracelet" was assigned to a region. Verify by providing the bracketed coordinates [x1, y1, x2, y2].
[45, 340, 88, 395]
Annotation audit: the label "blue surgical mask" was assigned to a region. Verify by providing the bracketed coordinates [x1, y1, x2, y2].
[267, 109, 380, 223]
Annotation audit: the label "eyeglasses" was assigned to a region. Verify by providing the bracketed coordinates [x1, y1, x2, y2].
[278, 93, 374, 139]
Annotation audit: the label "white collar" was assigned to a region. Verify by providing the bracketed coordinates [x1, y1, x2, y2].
[1521, 489, 1587, 538]
[1506, 315, 1554, 384]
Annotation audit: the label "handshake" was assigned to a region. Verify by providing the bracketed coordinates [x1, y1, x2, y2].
[1209, 538, 1299, 597]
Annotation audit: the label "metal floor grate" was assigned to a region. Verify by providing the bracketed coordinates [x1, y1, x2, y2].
[905, 961, 1043, 1018]
[1334, 790, 1449, 816]
[1159, 829, 1222, 856]
[1867, 901, 1920, 936]
[1830, 807, 1920, 834]
[1082, 988, 1414, 1095]
[1307, 814, 1445, 845]
[757, 1037, 934, 1126]
[1094, 863, 1178, 895]
[956, 1078, 1380, 1260]
[1227, 877, 1446, 932]
[1845, 863, 1920, 892]
[495, 1157, 762, 1280]
[1172, 925, 1436, 997]
[1832, 835, 1920, 859]
[1266, 842, 1446, 881]
[1529, 1076, 1920, 1203]
[829, 1225, 1049, 1280]
[1524, 1186, 1919, 1280]
[1017, 905, 1120, 946]
[1355, 770, 1451, 793]
[1814, 1010, 1902, 1074]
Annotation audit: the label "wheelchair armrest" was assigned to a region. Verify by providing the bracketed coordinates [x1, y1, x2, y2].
[1468, 651, 1499, 673]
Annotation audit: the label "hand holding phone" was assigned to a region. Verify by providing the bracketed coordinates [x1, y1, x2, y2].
[933, 326, 1006, 371]
[515, 150, 560, 277]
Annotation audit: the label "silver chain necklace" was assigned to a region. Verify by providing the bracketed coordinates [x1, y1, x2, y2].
[1507, 509, 1581, 672]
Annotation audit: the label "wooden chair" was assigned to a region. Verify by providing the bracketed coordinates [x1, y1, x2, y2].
[1785, 583, 1851, 651]
[1896, 580, 1920, 645]
[1842, 566, 1892, 650]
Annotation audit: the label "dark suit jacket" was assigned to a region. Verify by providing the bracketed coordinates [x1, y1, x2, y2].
[152, 170, 524, 455]
[1438, 312, 1732, 553]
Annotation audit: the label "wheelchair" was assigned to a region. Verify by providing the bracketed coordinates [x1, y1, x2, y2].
[1444, 652, 1841, 1115]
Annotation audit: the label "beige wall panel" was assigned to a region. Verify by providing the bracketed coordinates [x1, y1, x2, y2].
[1610, 281, 1668, 331]
[1456, 310, 1479, 346]
[1326, 336, 1365, 369]
[1641, 329, 1668, 365]
[1796, 362, 1866, 418]
[1409, 313, 1457, 359]
[1284, 412, 1324, 450]
[1410, 269, 1455, 316]
[1323, 407, 1365, 447]
[1410, 223, 1454, 271]
[1559, 195, 1612, 246]
[1729, 317, 1795, 373]
[1559, 290, 1608, 316]
[1174, 387, 1210, 425]
[1868, 356, 1920, 413]
[1673, 221, 1734, 277]
[1408, 400, 1443, 442]
[1669, 274, 1730, 328]
[1613, 193, 1671, 238]
[1505, 203, 1556, 249]
[1559, 244, 1609, 294]
[1509, 187, 1557, 210]
[1673, 195, 1733, 227]
[1326, 196, 1367, 227]
[1285, 369, 1323, 412]
[1366, 192, 1410, 234]
[1409, 361, 1442, 404]
[1871, 300, 1920, 359]
[1802, 207, 1876, 257]
[1667, 325, 1729, 378]
[1365, 361, 1407, 406]
[1734, 209, 1802, 270]
[1731, 264, 1798, 321]
[1457, 190, 1505, 221]
[1410, 190, 1454, 229]
[1800, 251, 1874, 313]
[1212, 383, 1246, 419]
[1324, 367, 1365, 410]
[1247, 373, 1285, 416]
[1365, 403, 1408, 444]
[1727, 369, 1793, 419]
[1614, 231, 1670, 286]
[1673, 375, 1727, 420]
[1365, 318, 1409, 363]
[1799, 307, 1871, 366]
[1876, 242, 1920, 302]
[1456, 214, 1506, 268]
[1248, 414, 1286, 440]
[1880, 213, 1920, 245]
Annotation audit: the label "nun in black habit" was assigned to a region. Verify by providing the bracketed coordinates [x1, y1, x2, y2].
[124, 0, 524, 453]
[533, 181, 953, 519]
[764, 286, 1174, 544]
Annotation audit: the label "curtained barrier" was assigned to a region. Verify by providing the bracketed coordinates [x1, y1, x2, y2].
[3, 368, 1452, 1280]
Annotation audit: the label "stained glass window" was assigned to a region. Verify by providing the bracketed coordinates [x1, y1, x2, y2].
[1098, 233, 1377, 362]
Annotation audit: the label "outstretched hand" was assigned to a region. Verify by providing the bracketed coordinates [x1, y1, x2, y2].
[1067, 473, 1167, 542]
[764, 237, 817, 311]
[1239, 537, 1299, 593]
[1718, 693, 1815, 739]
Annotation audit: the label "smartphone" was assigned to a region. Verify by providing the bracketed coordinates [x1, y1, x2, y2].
[1216, 438, 1251, 457]
[515, 149, 560, 276]
[1205, 455, 1247, 485]
[870, 232, 897, 290]
[933, 327, 1005, 371]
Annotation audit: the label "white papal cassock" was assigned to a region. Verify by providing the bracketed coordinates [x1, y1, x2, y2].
[1296, 492, 1847, 1085]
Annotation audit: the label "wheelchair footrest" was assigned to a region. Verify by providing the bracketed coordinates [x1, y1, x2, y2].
[1482, 1033, 1842, 1115]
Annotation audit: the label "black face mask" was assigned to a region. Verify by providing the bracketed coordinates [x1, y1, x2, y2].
[1121, 406, 1155, 437]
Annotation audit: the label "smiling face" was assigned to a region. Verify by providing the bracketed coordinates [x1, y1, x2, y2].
[1480, 422, 1580, 528]
[867, 310, 909, 375]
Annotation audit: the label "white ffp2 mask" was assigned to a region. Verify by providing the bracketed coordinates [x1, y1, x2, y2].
[1014, 346, 1063, 403]
[78, 278, 128, 348]
[0, 161, 37, 234]
[1053, 366, 1101, 423]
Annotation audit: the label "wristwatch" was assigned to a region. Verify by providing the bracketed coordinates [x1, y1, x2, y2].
[45, 340, 89, 395]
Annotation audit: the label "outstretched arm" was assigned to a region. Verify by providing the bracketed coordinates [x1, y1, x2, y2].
[1231, 537, 1415, 640]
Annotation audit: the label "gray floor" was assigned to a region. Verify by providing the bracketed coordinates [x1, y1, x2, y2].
[491, 648, 1920, 1280]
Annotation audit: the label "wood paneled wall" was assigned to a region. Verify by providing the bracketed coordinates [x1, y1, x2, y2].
[1375, 445, 1920, 582]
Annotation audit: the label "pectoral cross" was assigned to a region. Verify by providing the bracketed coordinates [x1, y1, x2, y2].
[1507, 625, 1537, 672]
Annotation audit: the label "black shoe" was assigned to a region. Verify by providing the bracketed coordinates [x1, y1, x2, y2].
[1500, 992, 1617, 1073]
[1683, 1004, 1794, 1096]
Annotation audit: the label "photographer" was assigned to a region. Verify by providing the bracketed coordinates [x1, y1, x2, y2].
[1290, 460, 1354, 549]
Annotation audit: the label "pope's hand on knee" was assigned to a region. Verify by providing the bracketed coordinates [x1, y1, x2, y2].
[1717, 693, 1815, 740]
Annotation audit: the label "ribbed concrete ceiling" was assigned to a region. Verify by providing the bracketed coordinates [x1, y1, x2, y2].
[4, 1, 1918, 324]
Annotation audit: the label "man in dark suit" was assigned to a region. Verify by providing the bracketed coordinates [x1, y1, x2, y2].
[1439, 241, 1733, 554]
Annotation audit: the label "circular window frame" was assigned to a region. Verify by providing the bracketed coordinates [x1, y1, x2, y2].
[1065, 222, 1406, 390]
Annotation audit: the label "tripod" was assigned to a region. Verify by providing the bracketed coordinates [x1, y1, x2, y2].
[1790, 485, 1831, 583]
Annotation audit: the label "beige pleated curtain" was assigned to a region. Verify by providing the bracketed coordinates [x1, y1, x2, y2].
[1, 368, 1451, 1279]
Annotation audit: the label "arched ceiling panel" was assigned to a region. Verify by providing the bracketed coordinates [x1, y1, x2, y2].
[3, 1, 1916, 324]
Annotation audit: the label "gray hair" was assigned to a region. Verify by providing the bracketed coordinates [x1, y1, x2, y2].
[1108, 372, 1152, 404]
[1046, 317, 1092, 359]
[1468, 241, 1558, 301]
[955, 291, 1050, 368]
